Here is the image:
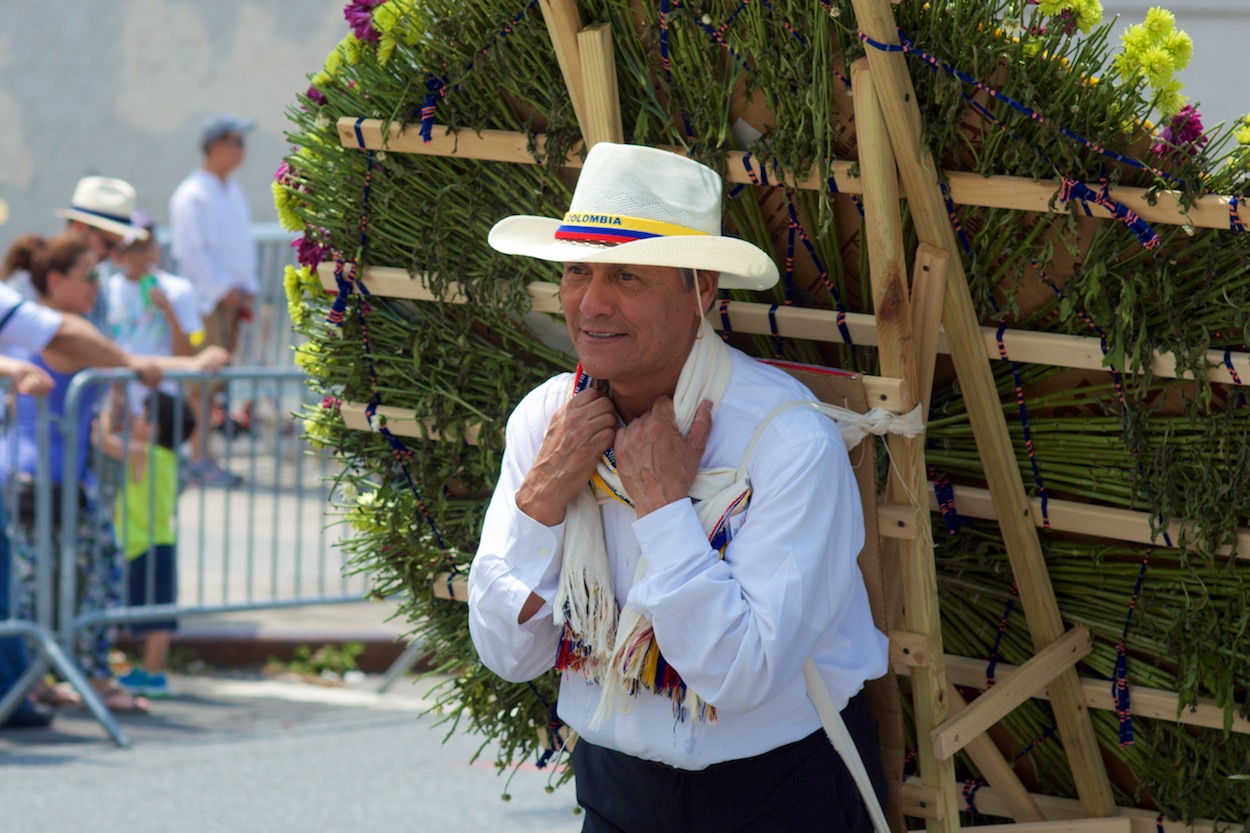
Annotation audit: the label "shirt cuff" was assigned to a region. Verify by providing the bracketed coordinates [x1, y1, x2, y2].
[506, 501, 566, 591]
[631, 498, 710, 574]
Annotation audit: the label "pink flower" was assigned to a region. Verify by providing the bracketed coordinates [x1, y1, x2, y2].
[1151, 105, 1208, 157]
[293, 233, 331, 270]
[306, 85, 328, 107]
[274, 161, 292, 185]
[344, 0, 384, 43]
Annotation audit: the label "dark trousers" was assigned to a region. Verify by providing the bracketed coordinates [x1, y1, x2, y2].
[573, 690, 886, 833]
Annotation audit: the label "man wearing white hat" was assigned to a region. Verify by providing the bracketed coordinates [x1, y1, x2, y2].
[468, 143, 888, 832]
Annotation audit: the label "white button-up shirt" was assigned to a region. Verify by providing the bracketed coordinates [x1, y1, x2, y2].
[168, 169, 258, 315]
[468, 347, 889, 770]
[0, 282, 62, 358]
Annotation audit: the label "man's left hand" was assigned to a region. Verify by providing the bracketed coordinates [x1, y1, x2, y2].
[615, 397, 712, 517]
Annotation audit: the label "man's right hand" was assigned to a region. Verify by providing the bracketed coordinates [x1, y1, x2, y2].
[515, 388, 618, 526]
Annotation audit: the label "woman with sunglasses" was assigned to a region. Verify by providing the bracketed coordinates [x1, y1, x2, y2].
[0, 233, 227, 714]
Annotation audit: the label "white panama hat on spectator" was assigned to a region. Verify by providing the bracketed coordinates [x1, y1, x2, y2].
[55, 176, 148, 240]
[488, 142, 779, 291]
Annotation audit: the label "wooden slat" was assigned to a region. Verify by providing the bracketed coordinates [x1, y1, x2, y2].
[334, 119, 1245, 231]
[316, 264, 1250, 386]
[953, 819, 1131, 833]
[938, 654, 1250, 737]
[577, 23, 624, 147]
[937, 483, 1250, 562]
[339, 401, 484, 445]
[910, 245, 948, 416]
[946, 685, 1046, 823]
[877, 501, 922, 540]
[850, 0, 1116, 816]
[888, 630, 931, 667]
[930, 780, 1244, 833]
[432, 571, 470, 601]
[537, 0, 589, 137]
[931, 626, 1092, 761]
[853, 58, 958, 833]
[900, 782, 946, 821]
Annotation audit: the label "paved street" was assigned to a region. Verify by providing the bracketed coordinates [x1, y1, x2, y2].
[1, 671, 582, 833]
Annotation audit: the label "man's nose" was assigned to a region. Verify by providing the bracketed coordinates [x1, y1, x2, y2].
[578, 272, 615, 316]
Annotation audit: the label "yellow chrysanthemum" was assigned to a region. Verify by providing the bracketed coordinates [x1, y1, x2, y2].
[1119, 24, 1151, 58]
[294, 342, 328, 379]
[1138, 45, 1174, 89]
[310, 71, 333, 89]
[1143, 6, 1176, 39]
[284, 265, 310, 328]
[324, 44, 344, 78]
[1236, 116, 1250, 146]
[1072, 0, 1102, 33]
[1154, 78, 1186, 119]
[298, 264, 323, 292]
[272, 182, 305, 233]
[1163, 30, 1193, 71]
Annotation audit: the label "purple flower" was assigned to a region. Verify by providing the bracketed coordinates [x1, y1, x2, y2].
[293, 233, 331, 270]
[274, 161, 292, 185]
[344, 0, 384, 43]
[306, 85, 328, 107]
[1151, 105, 1208, 158]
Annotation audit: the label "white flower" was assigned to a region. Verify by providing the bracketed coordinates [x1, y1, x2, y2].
[701, 13, 712, 24]
[341, 481, 359, 502]
[316, 114, 332, 130]
[368, 413, 382, 432]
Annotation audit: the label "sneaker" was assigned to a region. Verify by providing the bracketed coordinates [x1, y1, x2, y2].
[143, 673, 170, 699]
[117, 668, 150, 696]
[182, 459, 243, 489]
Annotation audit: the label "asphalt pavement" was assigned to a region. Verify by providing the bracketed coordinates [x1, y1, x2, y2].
[1, 668, 583, 833]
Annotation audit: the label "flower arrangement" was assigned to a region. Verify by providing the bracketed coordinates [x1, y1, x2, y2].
[279, 0, 1250, 821]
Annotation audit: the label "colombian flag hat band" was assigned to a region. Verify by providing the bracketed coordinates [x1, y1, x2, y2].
[554, 212, 710, 245]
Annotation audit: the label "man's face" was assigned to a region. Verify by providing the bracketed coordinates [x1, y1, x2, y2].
[212, 132, 247, 171]
[71, 222, 124, 260]
[560, 262, 713, 393]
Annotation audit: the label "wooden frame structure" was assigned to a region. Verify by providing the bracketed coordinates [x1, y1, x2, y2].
[318, 0, 1248, 830]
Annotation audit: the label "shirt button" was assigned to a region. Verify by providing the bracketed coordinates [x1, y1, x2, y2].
[620, 705, 631, 715]
[539, 547, 550, 557]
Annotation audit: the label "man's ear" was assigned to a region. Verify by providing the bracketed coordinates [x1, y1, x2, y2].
[697, 270, 719, 315]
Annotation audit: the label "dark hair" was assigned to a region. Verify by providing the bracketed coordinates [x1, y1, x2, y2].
[2, 233, 92, 296]
[142, 391, 197, 451]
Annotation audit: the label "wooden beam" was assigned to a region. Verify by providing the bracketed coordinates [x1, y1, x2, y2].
[900, 782, 946, 821]
[889, 630, 932, 667]
[537, 0, 589, 137]
[946, 685, 1047, 823]
[952, 820, 1130, 833]
[314, 262, 1250, 388]
[877, 501, 923, 540]
[937, 483, 1250, 562]
[931, 626, 1092, 761]
[910, 245, 948, 417]
[854, 58, 959, 833]
[931, 780, 1244, 833]
[333, 119, 1246, 230]
[850, 0, 1116, 815]
[938, 654, 1250, 737]
[577, 23, 624, 147]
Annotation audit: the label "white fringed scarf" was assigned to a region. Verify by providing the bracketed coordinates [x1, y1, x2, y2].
[551, 319, 925, 727]
[553, 318, 743, 726]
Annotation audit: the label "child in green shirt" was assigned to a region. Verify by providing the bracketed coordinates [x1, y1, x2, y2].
[98, 391, 196, 698]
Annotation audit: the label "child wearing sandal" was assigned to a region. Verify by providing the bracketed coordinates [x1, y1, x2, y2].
[97, 391, 195, 699]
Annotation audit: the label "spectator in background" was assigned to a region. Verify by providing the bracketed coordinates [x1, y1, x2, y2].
[4, 177, 148, 329]
[0, 233, 226, 716]
[105, 214, 203, 414]
[169, 112, 257, 488]
[0, 232, 161, 729]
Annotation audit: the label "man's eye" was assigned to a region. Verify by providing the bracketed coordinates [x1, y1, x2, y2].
[618, 271, 638, 282]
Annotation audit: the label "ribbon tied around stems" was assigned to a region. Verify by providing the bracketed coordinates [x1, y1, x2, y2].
[1232, 195, 1247, 233]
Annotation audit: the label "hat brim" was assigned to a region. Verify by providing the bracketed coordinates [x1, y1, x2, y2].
[489, 216, 779, 292]
[55, 209, 149, 241]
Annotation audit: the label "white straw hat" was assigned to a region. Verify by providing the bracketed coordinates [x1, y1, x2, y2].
[55, 176, 148, 240]
[488, 143, 778, 291]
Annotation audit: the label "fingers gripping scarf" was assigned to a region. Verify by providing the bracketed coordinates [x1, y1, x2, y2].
[554, 319, 743, 726]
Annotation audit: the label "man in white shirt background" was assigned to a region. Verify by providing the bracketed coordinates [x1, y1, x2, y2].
[467, 143, 889, 832]
[168, 112, 257, 487]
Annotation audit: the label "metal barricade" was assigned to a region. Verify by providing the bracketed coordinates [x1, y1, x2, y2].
[2, 366, 369, 745]
[0, 393, 114, 737]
